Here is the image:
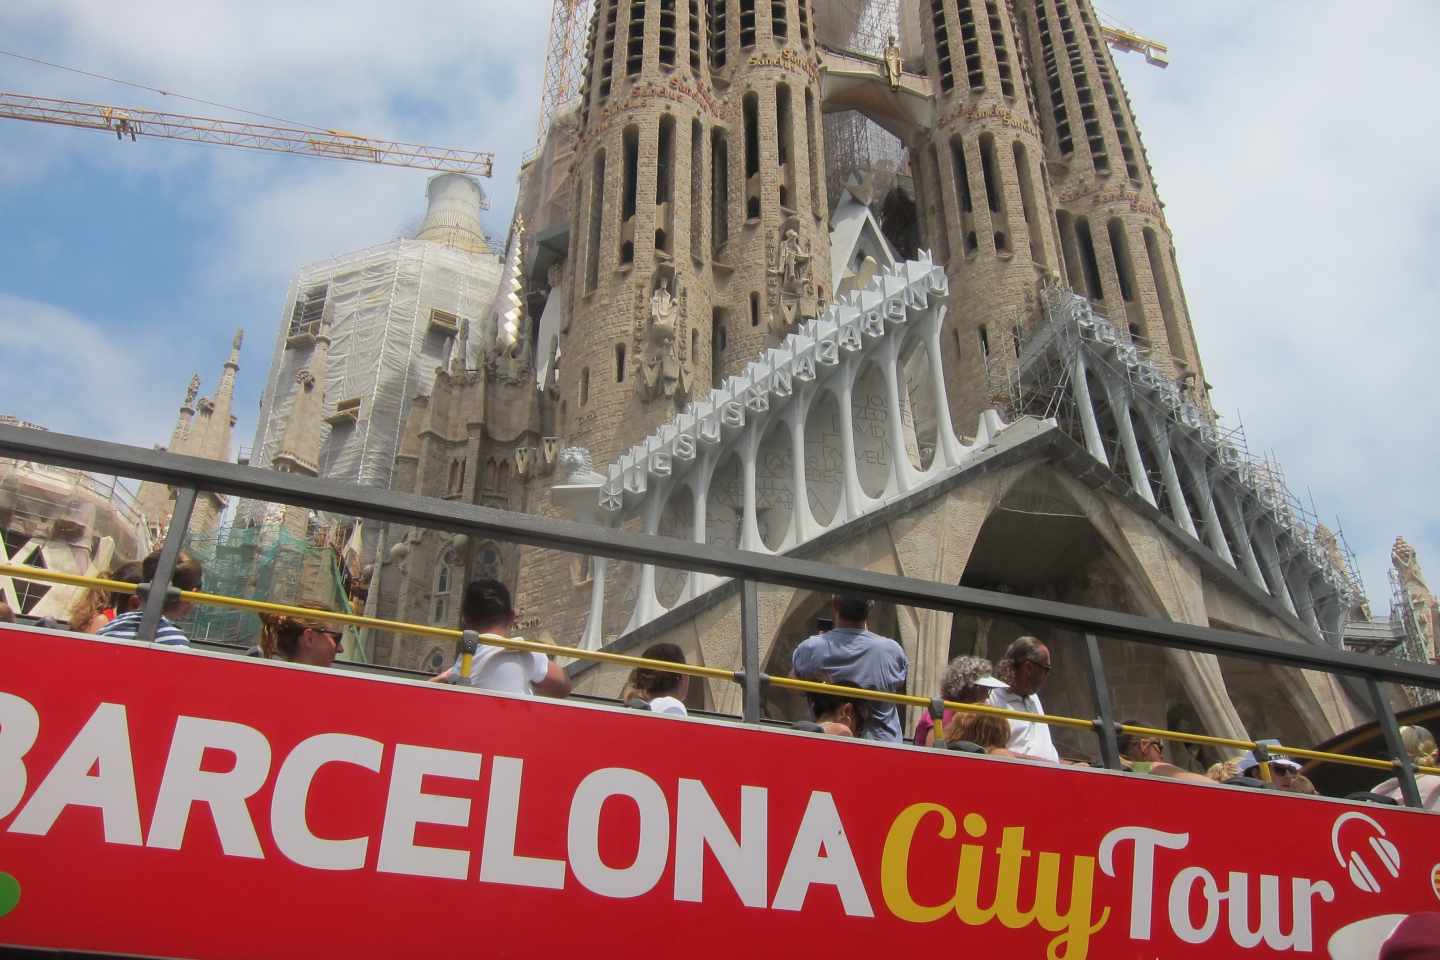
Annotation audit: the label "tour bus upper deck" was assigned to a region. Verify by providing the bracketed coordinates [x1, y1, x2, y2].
[0, 423, 1438, 959]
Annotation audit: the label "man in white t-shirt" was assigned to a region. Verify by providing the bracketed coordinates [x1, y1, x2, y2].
[432, 579, 570, 697]
[987, 636, 1060, 762]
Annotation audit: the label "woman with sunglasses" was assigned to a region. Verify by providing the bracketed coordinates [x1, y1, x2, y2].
[258, 603, 346, 668]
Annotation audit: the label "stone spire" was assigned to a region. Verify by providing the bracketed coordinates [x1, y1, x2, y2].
[272, 320, 330, 541]
[1392, 537, 1438, 661]
[416, 173, 491, 255]
[167, 373, 201, 453]
[272, 322, 329, 479]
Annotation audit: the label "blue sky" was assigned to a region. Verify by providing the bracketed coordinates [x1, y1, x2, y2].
[1, 1, 1436, 616]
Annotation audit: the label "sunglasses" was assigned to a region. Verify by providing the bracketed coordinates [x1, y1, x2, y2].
[309, 627, 344, 649]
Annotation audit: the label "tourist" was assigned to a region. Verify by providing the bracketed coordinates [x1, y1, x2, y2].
[1205, 758, 1242, 783]
[630, 642, 690, 717]
[1235, 742, 1302, 790]
[258, 603, 347, 667]
[97, 550, 203, 645]
[988, 636, 1060, 762]
[804, 682, 870, 737]
[941, 707, 1017, 756]
[68, 559, 144, 633]
[1372, 726, 1440, 810]
[432, 578, 570, 697]
[790, 591, 908, 742]
[1118, 725, 1214, 784]
[914, 655, 1008, 746]
[0, 600, 13, 623]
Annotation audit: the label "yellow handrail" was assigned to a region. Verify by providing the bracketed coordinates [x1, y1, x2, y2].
[3, 562, 1435, 778]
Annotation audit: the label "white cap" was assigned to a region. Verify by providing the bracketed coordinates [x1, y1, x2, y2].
[974, 676, 1008, 689]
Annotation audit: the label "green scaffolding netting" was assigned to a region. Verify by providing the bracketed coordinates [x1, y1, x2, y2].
[177, 525, 367, 663]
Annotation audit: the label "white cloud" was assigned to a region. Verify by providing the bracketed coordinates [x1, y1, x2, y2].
[0, 294, 177, 448]
[1, 0, 547, 467]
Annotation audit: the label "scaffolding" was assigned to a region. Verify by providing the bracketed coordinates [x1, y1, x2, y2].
[993, 287, 1358, 643]
[536, 0, 597, 151]
[820, 0, 906, 207]
[178, 522, 364, 661]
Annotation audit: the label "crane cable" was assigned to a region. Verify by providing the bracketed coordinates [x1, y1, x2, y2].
[0, 48, 330, 132]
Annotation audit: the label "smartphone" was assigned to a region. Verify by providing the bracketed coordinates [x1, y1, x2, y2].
[816, 617, 834, 633]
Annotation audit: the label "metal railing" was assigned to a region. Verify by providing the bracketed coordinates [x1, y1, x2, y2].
[2, 422, 1437, 807]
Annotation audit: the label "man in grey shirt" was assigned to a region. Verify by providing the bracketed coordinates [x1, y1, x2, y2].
[791, 592, 908, 742]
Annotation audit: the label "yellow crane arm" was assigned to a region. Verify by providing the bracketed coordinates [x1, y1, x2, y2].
[1100, 25, 1169, 68]
[0, 91, 494, 184]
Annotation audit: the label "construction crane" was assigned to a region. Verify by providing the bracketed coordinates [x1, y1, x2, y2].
[534, 0, 595, 152]
[1098, 16, 1169, 68]
[0, 91, 495, 194]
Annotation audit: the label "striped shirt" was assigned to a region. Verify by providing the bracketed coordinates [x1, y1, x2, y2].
[97, 610, 190, 646]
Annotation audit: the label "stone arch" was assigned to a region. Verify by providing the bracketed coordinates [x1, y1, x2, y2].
[945, 464, 1233, 767]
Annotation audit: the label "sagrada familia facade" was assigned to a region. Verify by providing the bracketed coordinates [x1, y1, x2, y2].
[218, 1, 1435, 763]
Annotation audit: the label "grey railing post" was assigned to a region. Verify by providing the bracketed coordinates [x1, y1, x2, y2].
[1367, 676, 1421, 808]
[740, 578, 762, 723]
[137, 486, 197, 643]
[1085, 633, 1121, 770]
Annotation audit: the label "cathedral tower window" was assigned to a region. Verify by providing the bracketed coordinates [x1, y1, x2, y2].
[580, 367, 591, 405]
[742, 91, 761, 219]
[749, 291, 761, 326]
[978, 324, 990, 358]
[600, 0, 619, 98]
[1033, 0, 1071, 154]
[930, 0, 954, 93]
[739, 0, 757, 48]
[956, 1, 984, 91]
[798, 0, 811, 45]
[709, 0, 727, 68]
[927, 143, 950, 264]
[659, 0, 677, 68]
[586, 150, 606, 292]
[804, 89, 819, 217]
[771, 0, 787, 41]
[776, 84, 795, 211]
[627, 0, 647, 76]
[620, 125, 640, 264]
[691, 118, 705, 260]
[616, 342, 628, 382]
[1075, 216, 1104, 299]
[711, 128, 729, 253]
[1107, 218, 1135, 304]
[979, 133, 1011, 254]
[1013, 140, 1043, 266]
[656, 114, 676, 254]
[985, 0, 1014, 98]
[1145, 228, 1183, 363]
[951, 137, 977, 254]
[688, 0, 702, 72]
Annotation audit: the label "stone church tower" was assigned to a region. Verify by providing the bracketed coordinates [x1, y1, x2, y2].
[561, 0, 830, 470]
[135, 329, 243, 539]
[362, 0, 1372, 753]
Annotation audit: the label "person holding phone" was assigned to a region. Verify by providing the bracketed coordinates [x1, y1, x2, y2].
[790, 592, 908, 742]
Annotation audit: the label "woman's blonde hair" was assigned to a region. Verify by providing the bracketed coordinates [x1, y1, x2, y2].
[1401, 725, 1438, 767]
[944, 709, 1011, 751]
[258, 602, 339, 660]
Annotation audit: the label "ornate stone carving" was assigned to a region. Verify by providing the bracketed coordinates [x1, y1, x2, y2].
[767, 221, 818, 332]
[183, 374, 200, 407]
[557, 446, 605, 486]
[294, 368, 316, 390]
[636, 272, 691, 404]
[884, 34, 902, 89]
[1393, 537, 1438, 659]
